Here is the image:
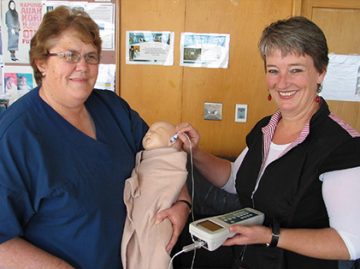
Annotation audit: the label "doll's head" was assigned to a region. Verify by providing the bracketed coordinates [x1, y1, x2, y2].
[142, 121, 182, 150]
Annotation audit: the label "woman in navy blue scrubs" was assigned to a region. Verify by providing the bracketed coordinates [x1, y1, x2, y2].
[0, 6, 190, 269]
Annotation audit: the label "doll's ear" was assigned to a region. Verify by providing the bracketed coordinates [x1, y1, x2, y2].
[169, 138, 183, 151]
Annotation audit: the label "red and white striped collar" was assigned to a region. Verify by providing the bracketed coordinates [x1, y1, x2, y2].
[261, 111, 310, 162]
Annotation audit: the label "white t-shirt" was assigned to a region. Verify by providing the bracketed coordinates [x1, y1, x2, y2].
[222, 143, 360, 260]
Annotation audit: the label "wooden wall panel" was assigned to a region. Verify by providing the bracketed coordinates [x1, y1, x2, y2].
[181, 0, 292, 156]
[120, 0, 186, 125]
[301, 0, 360, 132]
[119, 0, 360, 157]
[119, 0, 294, 156]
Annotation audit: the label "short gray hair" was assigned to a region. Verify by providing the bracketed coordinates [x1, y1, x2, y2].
[259, 16, 328, 73]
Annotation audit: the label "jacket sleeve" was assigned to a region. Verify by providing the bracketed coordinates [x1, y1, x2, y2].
[319, 137, 360, 174]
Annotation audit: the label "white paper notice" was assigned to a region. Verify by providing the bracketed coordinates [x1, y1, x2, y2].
[180, 32, 230, 68]
[321, 54, 360, 102]
[95, 64, 116, 91]
[126, 31, 174, 65]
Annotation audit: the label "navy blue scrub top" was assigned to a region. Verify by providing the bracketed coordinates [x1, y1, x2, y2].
[0, 88, 148, 269]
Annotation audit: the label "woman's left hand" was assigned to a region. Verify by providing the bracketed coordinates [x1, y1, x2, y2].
[155, 201, 190, 252]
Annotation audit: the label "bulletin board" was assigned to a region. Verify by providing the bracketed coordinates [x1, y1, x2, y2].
[0, 0, 118, 102]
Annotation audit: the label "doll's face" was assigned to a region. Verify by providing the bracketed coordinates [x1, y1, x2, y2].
[142, 122, 176, 150]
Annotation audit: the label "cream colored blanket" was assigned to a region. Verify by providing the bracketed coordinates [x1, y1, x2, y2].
[121, 147, 187, 269]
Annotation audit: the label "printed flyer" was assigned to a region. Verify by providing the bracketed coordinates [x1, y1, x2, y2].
[126, 31, 174, 65]
[180, 32, 230, 68]
[1, 0, 42, 64]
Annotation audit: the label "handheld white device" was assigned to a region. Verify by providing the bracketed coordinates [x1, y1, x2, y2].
[189, 207, 264, 251]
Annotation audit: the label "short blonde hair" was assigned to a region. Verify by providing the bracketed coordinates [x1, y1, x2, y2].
[259, 16, 328, 73]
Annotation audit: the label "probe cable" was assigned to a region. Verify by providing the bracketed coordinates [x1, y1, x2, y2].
[168, 134, 203, 269]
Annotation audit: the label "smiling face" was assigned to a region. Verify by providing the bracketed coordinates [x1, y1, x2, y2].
[36, 29, 99, 109]
[265, 49, 326, 117]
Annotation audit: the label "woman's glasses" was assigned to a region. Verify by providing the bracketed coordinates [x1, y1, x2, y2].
[47, 50, 100, 65]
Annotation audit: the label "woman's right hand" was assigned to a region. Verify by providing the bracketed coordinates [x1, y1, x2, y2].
[176, 122, 232, 188]
[175, 122, 200, 154]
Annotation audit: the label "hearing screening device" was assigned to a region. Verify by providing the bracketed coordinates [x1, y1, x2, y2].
[189, 207, 264, 251]
[169, 133, 179, 144]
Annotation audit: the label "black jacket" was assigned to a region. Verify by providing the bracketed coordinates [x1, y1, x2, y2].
[235, 99, 360, 269]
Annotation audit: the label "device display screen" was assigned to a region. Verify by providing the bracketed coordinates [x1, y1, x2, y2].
[197, 220, 223, 232]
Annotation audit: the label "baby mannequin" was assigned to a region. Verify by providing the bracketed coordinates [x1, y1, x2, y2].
[121, 121, 188, 269]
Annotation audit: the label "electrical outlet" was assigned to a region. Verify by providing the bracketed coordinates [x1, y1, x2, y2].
[204, 102, 222, 120]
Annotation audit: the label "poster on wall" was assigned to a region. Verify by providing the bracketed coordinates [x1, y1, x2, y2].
[321, 54, 360, 102]
[43, 1, 115, 51]
[87, 3, 114, 50]
[1, 0, 42, 64]
[0, 66, 4, 95]
[0, 26, 3, 65]
[3, 65, 34, 105]
[126, 31, 174, 65]
[42, 1, 86, 13]
[180, 32, 230, 68]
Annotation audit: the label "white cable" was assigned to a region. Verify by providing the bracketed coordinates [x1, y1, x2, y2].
[168, 133, 199, 269]
[185, 133, 197, 268]
[167, 241, 205, 269]
[183, 241, 205, 252]
[190, 235, 198, 268]
[184, 133, 195, 222]
[168, 249, 185, 269]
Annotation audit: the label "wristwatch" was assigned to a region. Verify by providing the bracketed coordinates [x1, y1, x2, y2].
[266, 220, 280, 247]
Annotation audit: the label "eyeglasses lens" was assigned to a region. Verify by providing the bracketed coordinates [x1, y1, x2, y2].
[59, 51, 99, 64]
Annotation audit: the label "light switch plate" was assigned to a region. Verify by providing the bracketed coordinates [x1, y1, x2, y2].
[204, 102, 222, 120]
[235, 104, 247, 122]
